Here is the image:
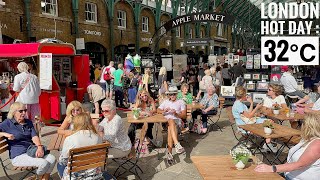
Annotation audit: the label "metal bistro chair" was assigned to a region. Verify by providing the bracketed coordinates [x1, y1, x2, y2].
[207, 97, 225, 132]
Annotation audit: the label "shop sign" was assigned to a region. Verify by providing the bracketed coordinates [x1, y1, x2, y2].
[185, 38, 210, 46]
[84, 30, 102, 36]
[142, 38, 152, 42]
[39, 28, 62, 33]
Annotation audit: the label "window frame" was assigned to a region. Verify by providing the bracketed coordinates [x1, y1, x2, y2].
[85, 2, 98, 23]
[117, 10, 127, 28]
[41, 0, 58, 16]
[189, 28, 193, 38]
[142, 16, 149, 32]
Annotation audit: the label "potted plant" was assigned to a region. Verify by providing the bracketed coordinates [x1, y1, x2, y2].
[132, 108, 140, 119]
[272, 103, 281, 115]
[263, 119, 274, 135]
[230, 145, 252, 170]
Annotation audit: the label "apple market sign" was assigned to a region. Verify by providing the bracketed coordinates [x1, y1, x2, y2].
[162, 12, 234, 32]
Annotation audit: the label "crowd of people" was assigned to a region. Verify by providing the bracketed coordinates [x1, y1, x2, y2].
[1, 60, 320, 179]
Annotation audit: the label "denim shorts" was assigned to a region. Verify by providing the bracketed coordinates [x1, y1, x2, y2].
[105, 80, 114, 92]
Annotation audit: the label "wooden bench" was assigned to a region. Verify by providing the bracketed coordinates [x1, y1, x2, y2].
[66, 143, 111, 179]
[0, 136, 37, 180]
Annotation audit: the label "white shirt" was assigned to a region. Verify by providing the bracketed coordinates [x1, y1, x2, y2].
[59, 130, 102, 162]
[99, 114, 131, 151]
[280, 72, 298, 93]
[99, 66, 115, 83]
[263, 95, 286, 109]
[13, 72, 41, 104]
[158, 99, 186, 120]
[312, 98, 320, 110]
[285, 139, 320, 180]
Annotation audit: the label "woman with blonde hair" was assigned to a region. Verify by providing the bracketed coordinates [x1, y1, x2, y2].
[128, 90, 156, 145]
[57, 112, 103, 179]
[58, 100, 85, 136]
[0, 102, 56, 180]
[142, 68, 152, 94]
[158, 67, 168, 95]
[255, 112, 320, 179]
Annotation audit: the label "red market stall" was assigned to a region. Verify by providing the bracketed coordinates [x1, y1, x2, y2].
[0, 43, 89, 123]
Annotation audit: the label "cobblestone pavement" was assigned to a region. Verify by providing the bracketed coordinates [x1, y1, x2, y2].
[0, 109, 244, 180]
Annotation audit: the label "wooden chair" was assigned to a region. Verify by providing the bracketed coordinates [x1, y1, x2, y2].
[0, 137, 37, 180]
[67, 143, 111, 180]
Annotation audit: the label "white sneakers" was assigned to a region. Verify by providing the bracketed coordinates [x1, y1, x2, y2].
[262, 143, 278, 153]
[175, 143, 185, 154]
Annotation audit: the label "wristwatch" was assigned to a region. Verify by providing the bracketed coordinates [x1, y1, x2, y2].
[272, 165, 277, 172]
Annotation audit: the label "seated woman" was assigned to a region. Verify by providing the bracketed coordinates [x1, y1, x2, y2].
[99, 99, 132, 158]
[177, 83, 193, 104]
[297, 81, 320, 113]
[157, 86, 186, 163]
[57, 113, 103, 179]
[192, 85, 219, 133]
[232, 86, 276, 151]
[0, 102, 56, 180]
[232, 86, 264, 128]
[58, 101, 84, 136]
[255, 112, 320, 180]
[261, 83, 288, 114]
[128, 90, 156, 145]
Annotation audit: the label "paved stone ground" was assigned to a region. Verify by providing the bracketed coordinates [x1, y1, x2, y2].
[0, 109, 288, 180]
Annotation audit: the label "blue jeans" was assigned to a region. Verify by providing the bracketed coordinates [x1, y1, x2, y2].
[57, 162, 66, 178]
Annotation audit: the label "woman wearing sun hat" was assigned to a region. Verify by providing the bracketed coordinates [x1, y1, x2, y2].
[157, 86, 186, 163]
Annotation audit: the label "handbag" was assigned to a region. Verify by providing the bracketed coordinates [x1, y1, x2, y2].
[26, 144, 50, 158]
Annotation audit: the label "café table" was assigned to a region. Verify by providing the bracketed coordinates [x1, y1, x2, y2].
[239, 123, 301, 165]
[47, 133, 65, 151]
[191, 155, 283, 179]
[264, 110, 304, 125]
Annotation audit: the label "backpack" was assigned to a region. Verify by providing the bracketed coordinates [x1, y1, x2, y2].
[103, 67, 112, 81]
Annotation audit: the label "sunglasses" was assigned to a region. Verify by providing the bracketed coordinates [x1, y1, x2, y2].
[268, 89, 273, 91]
[169, 94, 177, 96]
[17, 109, 27, 113]
[101, 109, 112, 113]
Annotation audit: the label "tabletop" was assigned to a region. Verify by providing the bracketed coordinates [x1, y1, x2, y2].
[239, 123, 301, 139]
[191, 155, 283, 180]
[127, 113, 168, 123]
[265, 111, 304, 122]
[187, 103, 204, 110]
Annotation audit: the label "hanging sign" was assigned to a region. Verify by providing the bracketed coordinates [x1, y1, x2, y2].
[39, 53, 52, 90]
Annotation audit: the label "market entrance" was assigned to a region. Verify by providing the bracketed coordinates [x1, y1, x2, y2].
[81, 42, 107, 66]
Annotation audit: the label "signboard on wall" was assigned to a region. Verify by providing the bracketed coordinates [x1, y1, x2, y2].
[39, 53, 53, 90]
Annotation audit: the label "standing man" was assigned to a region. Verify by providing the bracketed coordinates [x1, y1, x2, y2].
[89, 60, 95, 83]
[229, 60, 246, 82]
[103, 61, 116, 99]
[113, 64, 125, 108]
[87, 83, 106, 114]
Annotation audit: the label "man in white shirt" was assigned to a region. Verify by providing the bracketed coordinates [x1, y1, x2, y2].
[99, 61, 115, 99]
[300, 81, 320, 113]
[280, 66, 309, 105]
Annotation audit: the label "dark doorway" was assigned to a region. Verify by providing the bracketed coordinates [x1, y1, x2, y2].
[2, 35, 14, 44]
[159, 48, 170, 55]
[81, 42, 107, 66]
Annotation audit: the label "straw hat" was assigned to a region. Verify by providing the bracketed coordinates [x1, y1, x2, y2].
[165, 86, 178, 94]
